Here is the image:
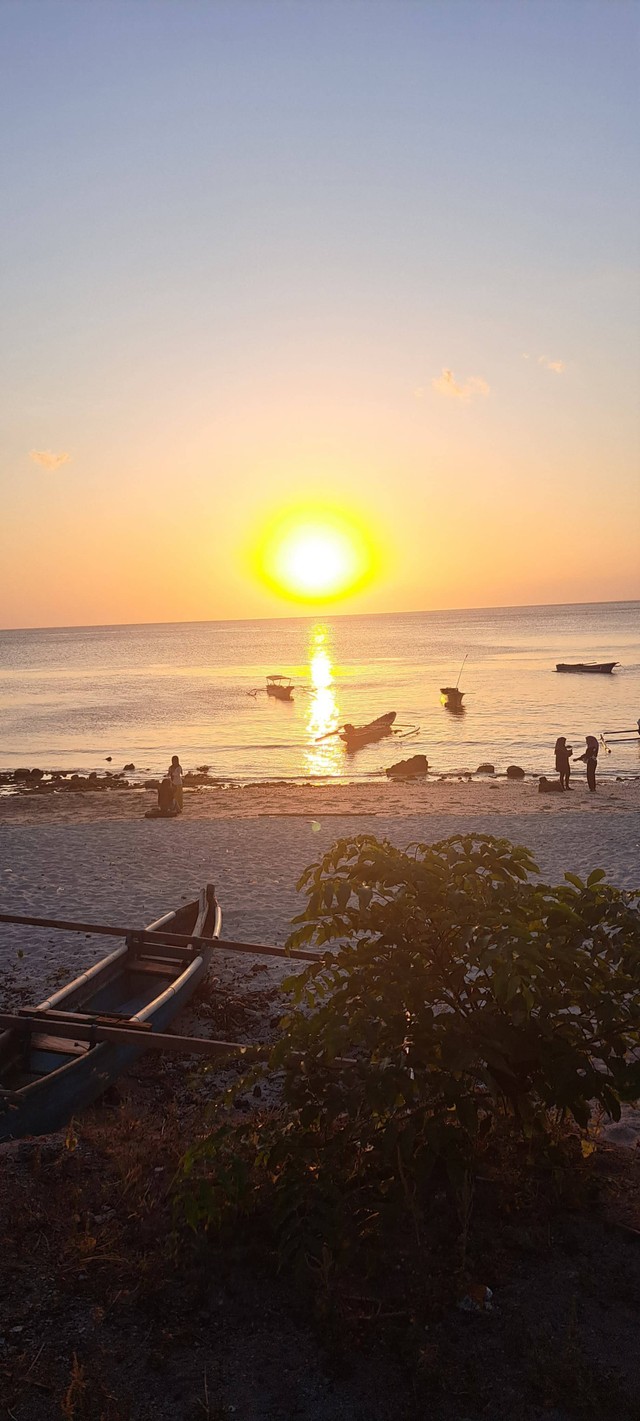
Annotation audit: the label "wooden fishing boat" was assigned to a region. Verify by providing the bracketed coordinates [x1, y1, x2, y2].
[555, 662, 619, 674]
[266, 674, 294, 700]
[440, 685, 465, 710]
[440, 654, 467, 711]
[0, 885, 221, 1142]
[340, 711, 396, 750]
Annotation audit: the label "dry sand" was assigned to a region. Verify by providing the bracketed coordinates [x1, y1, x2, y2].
[1, 776, 638, 996]
[1, 775, 639, 1145]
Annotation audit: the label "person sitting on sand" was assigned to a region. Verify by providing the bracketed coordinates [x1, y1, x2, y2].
[168, 754, 184, 813]
[575, 735, 599, 793]
[158, 775, 175, 816]
[554, 736, 572, 790]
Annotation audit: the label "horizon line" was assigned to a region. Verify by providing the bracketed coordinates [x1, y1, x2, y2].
[1, 596, 639, 636]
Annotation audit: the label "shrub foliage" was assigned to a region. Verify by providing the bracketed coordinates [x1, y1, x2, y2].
[180, 834, 640, 1267]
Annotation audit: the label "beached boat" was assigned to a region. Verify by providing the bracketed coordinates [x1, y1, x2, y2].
[556, 662, 619, 674]
[266, 674, 294, 700]
[340, 711, 396, 750]
[0, 885, 221, 1142]
[440, 685, 465, 710]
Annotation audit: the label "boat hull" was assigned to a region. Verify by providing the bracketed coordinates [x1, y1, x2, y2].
[440, 686, 465, 709]
[0, 888, 221, 1142]
[340, 712, 396, 750]
[556, 663, 618, 674]
[267, 685, 293, 700]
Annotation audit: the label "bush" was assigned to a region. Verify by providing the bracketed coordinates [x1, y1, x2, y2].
[179, 834, 640, 1268]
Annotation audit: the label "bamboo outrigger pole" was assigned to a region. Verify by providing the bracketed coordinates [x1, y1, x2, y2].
[0, 1011, 259, 1059]
[0, 912, 320, 963]
[0, 1011, 356, 1068]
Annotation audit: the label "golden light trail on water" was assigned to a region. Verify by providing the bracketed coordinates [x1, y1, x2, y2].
[304, 626, 342, 778]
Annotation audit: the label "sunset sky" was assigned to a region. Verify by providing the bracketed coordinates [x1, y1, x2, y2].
[1, 0, 638, 629]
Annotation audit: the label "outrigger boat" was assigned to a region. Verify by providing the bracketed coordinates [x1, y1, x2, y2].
[600, 721, 640, 748]
[556, 662, 619, 674]
[266, 674, 294, 701]
[441, 654, 467, 711]
[340, 711, 396, 750]
[0, 885, 221, 1141]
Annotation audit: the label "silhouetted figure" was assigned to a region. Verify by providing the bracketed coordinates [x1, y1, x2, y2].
[158, 776, 175, 814]
[575, 736, 599, 792]
[554, 736, 572, 790]
[168, 754, 184, 813]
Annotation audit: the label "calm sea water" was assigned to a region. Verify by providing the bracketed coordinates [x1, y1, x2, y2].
[0, 603, 638, 783]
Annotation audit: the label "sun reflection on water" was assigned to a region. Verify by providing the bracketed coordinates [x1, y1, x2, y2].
[305, 627, 342, 777]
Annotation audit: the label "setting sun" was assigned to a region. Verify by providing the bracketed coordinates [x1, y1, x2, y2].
[279, 527, 354, 597]
[254, 508, 378, 605]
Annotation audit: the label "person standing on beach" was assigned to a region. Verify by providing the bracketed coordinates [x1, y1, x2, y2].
[168, 754, 184, 813]
[554, 736, 572, 790]
[575, 736, 599, 793]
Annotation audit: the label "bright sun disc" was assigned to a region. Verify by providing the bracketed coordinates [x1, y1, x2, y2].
[257, 510, 375, 604]
[281, 528, 352, 597]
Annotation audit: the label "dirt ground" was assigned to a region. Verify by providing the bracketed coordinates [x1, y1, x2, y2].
[1, 974, 639, 1421]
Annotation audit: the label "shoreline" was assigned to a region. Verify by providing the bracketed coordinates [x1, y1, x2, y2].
[1, 773, 639, 824]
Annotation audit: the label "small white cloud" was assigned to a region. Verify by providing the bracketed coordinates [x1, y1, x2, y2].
[537, 357, 565, 374]
[432, 369, 490, 401]
[29, 449, 70, 471]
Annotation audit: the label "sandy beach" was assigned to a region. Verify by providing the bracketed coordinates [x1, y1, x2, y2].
[1, 777, 638, 1003]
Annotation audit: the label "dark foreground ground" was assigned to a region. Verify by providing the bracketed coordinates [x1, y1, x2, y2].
[1, 983, 639, 1421]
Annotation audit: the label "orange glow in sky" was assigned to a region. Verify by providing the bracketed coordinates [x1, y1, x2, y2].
[0, 4, 638, 629]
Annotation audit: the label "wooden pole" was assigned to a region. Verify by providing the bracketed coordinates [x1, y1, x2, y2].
[0, 912, 321, 963]
[0, 1012, 356, 1068]
[219, 937, 317, 963]
[455, 652, 468, 689]
[0, 1012, 261, 1059]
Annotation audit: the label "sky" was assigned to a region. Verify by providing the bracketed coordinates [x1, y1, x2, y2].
[1, 0, 638, 629]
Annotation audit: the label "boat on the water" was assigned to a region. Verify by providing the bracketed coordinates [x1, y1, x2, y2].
[0, 885, 221, 1142]
[556, 662, 619, 674]
[440, 685, 465, 711]
[266, 674, 294, 700]
[440, 654, 467, 711]
[340, 711, 396, 750]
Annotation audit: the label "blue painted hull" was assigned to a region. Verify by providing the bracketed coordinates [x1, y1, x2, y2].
[0, 887, 221, 1142]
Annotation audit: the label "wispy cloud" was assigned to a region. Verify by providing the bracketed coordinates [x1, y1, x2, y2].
[29, 449, 70, 471]
[524, 354, 566, 374]
[432, 369, 490, 401]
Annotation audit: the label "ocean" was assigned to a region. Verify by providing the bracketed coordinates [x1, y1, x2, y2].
[0, 602, 638, 784]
